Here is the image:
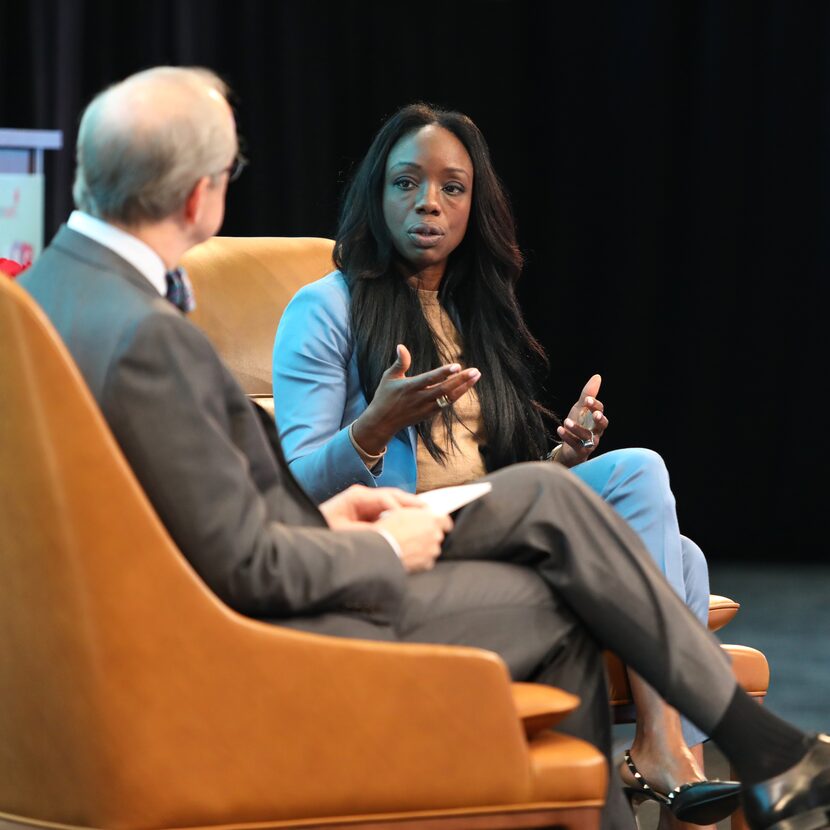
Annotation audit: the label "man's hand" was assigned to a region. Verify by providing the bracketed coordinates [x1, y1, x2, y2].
[319, 484, 425, 527]
[375, 508, 452, 573]
[319, 484, 451, 573]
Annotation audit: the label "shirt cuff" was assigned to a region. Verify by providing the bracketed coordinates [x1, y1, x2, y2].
[373, 527, 404, 560]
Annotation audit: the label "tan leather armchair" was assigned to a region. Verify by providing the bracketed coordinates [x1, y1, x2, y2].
[179, 236, 771, 830]
[0, 266, 608, 830]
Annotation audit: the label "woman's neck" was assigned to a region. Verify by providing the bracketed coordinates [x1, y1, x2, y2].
[402, 262, 445, 292]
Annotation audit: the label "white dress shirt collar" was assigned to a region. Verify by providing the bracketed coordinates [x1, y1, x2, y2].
[67, 210, 168, 296]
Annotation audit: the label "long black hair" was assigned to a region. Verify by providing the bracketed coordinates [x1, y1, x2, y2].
[334, 102, 557, 470]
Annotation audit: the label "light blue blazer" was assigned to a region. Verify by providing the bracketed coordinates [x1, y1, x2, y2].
[273, 271, 419, 502]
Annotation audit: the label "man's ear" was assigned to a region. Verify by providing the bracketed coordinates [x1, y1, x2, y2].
[184, 176, 210, 225]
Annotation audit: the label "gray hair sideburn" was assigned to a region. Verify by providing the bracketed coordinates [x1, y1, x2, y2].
[72, 67, 233, 225]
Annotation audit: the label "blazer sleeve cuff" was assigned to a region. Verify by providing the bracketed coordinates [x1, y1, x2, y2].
[291, 425, 385, 503]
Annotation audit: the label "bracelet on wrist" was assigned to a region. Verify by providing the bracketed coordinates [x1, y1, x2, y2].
[349, 421, 387, 462]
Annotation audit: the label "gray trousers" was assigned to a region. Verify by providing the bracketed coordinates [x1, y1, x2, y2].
[282, 462, 736, 830]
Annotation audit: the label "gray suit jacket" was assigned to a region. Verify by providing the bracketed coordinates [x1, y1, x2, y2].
[20, 226, 406, 622]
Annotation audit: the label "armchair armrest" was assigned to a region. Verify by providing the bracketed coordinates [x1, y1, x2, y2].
[708, 594, 741, 632]
[511, 682, 581, 737]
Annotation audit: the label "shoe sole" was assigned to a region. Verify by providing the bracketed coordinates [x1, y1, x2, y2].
[624, 787, 741, 825]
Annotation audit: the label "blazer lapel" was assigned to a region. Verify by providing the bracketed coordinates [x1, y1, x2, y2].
[405, 425, 417, 457]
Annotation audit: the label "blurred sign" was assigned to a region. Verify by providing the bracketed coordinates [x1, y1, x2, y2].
[0, 173, 44, 266]
[0, 129, 62, 267]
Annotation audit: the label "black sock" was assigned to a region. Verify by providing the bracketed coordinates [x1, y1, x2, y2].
[710, 687, 812, 785]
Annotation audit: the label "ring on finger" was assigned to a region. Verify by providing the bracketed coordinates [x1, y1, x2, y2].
[436, 394, 452, 410]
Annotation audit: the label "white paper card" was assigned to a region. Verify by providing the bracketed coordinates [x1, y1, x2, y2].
[416, 481, 492, 516]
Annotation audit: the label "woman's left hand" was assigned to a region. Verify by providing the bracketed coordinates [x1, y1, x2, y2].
[556, 373, 609, 468]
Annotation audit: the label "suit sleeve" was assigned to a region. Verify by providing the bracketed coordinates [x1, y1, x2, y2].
[101, 311, 406, 621]
[272, 277, 383, 502]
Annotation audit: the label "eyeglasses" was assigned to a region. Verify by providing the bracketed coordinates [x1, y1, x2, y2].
[211, 152, 248, 184]
[224, 152, 248, 183]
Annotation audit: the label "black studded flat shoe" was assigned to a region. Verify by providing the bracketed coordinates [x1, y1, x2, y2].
[622, 749, 743, 825]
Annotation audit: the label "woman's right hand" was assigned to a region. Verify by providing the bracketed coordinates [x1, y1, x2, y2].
[351, 344, 481, 455]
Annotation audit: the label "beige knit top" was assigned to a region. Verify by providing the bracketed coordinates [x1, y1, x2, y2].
[415, 288, 487, 493]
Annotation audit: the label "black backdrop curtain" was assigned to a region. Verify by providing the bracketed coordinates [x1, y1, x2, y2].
[1, 0, 826, 564]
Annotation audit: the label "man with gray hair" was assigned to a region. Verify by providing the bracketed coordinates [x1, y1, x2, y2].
[22, 64, 450, 620]
[19, 66, 830, 830]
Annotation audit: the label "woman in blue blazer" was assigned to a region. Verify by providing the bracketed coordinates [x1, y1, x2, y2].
[273, 103, 736, 828]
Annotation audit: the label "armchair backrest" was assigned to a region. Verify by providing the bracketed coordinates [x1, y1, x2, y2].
[181, 236, 335, 398]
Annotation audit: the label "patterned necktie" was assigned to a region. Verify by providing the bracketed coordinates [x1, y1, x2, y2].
[164, 266, 196, 313]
